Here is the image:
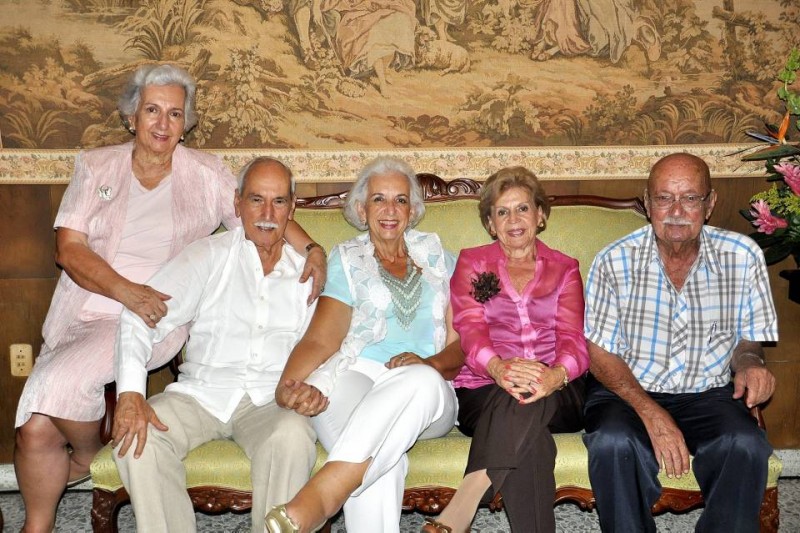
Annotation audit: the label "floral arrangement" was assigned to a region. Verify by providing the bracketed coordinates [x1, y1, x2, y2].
[741, 49, 800, 267]
[470, 271, 501, 303]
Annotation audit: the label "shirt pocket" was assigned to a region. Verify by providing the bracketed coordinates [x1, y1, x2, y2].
[702, 328, 736, 375]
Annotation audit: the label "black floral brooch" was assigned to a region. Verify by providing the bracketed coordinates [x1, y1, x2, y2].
[470, 271, 501, 303]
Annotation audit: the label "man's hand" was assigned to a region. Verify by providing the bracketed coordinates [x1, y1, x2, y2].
[275, 379, 329, 416]
[111, 392, 168, 459]
[299, 247, 327, 305]
[733, 365, 776, 408]
[640, 404, 690, 479]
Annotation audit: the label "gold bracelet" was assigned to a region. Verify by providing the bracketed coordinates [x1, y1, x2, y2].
[553, 364, 569, 390]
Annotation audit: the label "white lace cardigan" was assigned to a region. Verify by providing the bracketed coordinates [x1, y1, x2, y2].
[305, 229, 451, 396]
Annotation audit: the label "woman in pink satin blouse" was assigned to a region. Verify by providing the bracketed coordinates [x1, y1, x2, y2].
[422, 167, 589, 533]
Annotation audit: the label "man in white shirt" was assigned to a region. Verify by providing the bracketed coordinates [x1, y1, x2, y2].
[111, 157, 326, 533]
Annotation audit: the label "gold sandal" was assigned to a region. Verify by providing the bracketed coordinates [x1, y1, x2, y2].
[421, 517, 452, 533]
[265, 504, 300, 533]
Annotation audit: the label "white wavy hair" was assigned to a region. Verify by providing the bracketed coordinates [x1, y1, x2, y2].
[118, 64, 198, 132]
[343, 157, 425, 231]
[236, 157, 295, 195]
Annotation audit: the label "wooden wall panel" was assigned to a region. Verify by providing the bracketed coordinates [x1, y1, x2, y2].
[0, 279, 57, 462]
[0, 186, 57, 279]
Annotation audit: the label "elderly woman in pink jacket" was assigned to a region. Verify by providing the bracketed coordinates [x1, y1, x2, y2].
[13, 64, 326, 532]
[423, 167, 588, 533]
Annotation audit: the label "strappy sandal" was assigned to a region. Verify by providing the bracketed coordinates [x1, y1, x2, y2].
[265, 505, 300, 533]
[421, 517, 452, 532]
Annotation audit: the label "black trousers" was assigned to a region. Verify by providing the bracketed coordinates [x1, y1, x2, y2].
[456, 377, 585, 533]
[582, 376, 772, 533]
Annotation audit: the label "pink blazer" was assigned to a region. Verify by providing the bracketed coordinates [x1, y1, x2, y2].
[43, 142, 240, 348]
[451, 240, 589, 389]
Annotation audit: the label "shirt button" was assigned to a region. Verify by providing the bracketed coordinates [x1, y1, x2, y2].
[258, 325, 264, 329]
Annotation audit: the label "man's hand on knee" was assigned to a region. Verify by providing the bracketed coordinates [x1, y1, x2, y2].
[111, 392, 168, 459]
[641, 404, 690, 479]
[733, 366, 776, 408]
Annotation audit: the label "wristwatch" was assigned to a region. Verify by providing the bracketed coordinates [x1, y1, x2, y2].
[305, 242, 325, 255]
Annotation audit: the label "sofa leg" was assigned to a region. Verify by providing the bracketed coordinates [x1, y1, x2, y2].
[91, 488, 129, 533]
[760, 486, 779, 533]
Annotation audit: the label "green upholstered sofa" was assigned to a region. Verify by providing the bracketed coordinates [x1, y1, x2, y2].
[89, 174, 782, 532]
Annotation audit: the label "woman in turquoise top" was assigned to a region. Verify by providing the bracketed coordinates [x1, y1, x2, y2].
[267, 157, 464, 533]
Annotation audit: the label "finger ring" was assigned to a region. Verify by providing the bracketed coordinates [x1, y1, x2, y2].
[149, 314, 156, 320]
[400, 356, 406, 363]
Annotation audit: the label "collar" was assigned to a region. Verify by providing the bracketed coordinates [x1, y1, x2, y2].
[637, 226, 722, 277]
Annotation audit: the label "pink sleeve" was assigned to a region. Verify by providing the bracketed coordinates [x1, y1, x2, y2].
[450, 251, 497, 379]
[216, 159, 240, 230]
[552, 262, 589, 380]
[53, 153, 94, 234]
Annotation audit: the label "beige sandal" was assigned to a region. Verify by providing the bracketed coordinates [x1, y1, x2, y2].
[421, 517, 452, 532]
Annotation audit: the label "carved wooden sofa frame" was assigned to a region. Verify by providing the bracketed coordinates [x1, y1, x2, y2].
[90, 174, 780, 533]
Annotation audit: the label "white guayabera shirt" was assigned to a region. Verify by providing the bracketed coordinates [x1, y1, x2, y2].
[116, 227, 315, 422]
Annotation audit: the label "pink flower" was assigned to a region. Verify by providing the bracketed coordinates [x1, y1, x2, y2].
[750, 200, 789, 234]
[774, 163, 800, 195]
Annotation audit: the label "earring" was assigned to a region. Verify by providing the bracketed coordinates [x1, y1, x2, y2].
[128, 126, 135, 134]
[180, 134, 185, 142]
[538, 222, 544, 228]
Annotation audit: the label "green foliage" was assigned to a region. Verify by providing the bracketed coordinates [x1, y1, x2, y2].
[654, 0, 715, 73]
[118, 0, 219, 60]
[720, 5, 798, 84]
[456, 74, 540, 139]
[584, 85, 637, 133]
[193, 47, 289, 147]
[778, 48, 800, 115]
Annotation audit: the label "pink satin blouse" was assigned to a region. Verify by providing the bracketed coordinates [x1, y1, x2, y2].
[451, 240, 589, 389]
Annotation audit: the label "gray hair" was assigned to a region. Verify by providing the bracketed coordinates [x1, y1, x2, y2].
[344, 157, 425, 230]
[118, 64, 198, 132]
[236, 156, 295, 196]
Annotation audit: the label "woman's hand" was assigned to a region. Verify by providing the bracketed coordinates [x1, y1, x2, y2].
[487, 357, 563, 404]
[386, 352, 429, 369]
[300, 246, 327, 305]
[117, 282, 172, 328]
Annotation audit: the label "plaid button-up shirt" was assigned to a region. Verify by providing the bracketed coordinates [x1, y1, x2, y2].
[584, 225, 778, 394]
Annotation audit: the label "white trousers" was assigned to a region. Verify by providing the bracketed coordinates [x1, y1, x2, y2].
[312, 359, 458, 533]
[114, 392, 316, 533]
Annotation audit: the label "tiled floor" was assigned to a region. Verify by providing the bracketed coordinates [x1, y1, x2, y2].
[2, 478, 798, 532]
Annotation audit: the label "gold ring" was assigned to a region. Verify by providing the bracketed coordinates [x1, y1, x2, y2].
[149, 314, 156, 320]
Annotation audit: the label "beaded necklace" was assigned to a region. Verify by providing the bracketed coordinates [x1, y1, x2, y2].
[376, 254, 423, 330]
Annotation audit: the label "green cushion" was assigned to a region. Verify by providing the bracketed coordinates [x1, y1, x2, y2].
[295, 201, 648, 279]
[90, 432, 781, 493]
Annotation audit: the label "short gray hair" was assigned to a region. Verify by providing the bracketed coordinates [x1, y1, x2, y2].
[236, 156, 295, 195]
[118, 64, 198, 131]
[344, 157, 425, 230]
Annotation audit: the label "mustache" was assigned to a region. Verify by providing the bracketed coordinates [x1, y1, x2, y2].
[254, 221, 279, 230]
[662, 217, 691, 226]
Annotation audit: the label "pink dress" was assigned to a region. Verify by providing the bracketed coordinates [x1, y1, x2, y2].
[15, 142, 239, 427]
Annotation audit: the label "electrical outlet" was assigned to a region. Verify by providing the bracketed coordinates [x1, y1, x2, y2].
[10, 344, 33, 377]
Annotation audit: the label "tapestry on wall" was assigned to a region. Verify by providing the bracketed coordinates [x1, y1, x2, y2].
[0, 0, 796, 151]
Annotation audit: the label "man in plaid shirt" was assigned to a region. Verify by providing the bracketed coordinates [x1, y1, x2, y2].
[583, 153, 778, 533]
